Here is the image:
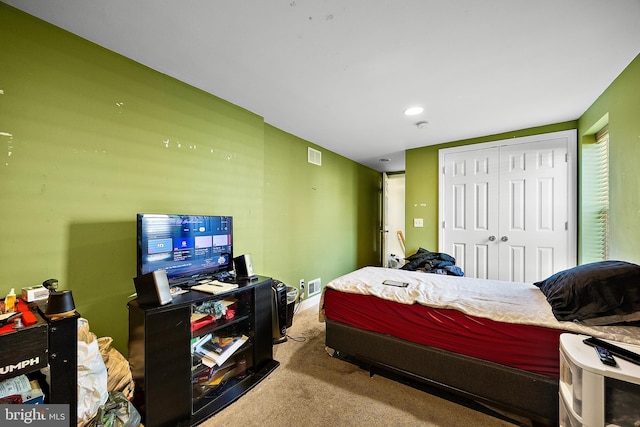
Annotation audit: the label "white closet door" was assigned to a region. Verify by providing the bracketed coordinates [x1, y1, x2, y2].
[441, 147, 500, 279]
[439, 130, 576, 282]
[498, 137, 569, 282]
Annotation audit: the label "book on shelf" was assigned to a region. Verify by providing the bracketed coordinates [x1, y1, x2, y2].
[192, 357, 232, 385]
[204, 358, 236, 386]
[191, 333, 212, 353]
[195, 335, 248, 368]
[192, 364, 212, 384]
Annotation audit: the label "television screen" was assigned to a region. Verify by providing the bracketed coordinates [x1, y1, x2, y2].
[137, 213, 233, 285]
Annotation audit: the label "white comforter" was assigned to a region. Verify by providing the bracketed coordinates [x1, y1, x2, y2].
[321, 266, 640, 346]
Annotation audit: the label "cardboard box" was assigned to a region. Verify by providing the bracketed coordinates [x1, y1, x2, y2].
[22, 380, 45, 404]
[21, 286, 49, 303]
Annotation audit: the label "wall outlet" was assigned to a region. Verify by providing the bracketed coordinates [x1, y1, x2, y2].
[308, 278, 321, 296]
[299, 279, 305, 297]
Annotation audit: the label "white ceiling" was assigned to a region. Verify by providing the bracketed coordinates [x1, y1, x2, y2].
[5, 0, 640, 172]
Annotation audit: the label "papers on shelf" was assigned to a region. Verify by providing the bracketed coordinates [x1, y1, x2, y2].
[0, 375, 31, 399]
[195, 335, 248, 368]
[205, 362, 234, 386]
[192, 281, 238, 295]
[170, 286, 188, 296]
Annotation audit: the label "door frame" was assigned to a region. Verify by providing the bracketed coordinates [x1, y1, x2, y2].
[437, 129, 578, 275]
[380, 172, 389, 267]
[382, 173, 406, 267]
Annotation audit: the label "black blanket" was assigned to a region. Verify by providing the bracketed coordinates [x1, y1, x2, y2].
[401, 248, 464, 277]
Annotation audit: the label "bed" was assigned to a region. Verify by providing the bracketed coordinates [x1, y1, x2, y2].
[320, 263, 640, 425]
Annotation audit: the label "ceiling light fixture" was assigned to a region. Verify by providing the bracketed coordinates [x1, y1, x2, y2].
[416, 121, 429, 129]
[403, 106, 424, 116]
[379, 158, 390, 162]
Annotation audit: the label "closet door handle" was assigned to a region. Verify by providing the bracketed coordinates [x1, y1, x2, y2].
[488, 235, 496, 241]
[501, 236, 509, 242]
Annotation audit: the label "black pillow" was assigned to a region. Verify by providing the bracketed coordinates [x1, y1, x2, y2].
[534, 260, 640, 323]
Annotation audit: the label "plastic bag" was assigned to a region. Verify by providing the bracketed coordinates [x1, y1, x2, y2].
[97, 337, 135, 400]
[87, 391, 141, 427]
[78, 318, 109, 425]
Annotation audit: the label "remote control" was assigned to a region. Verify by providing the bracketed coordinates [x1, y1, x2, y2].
[594, 345, 617, 366]
[583, 336, 640, 366]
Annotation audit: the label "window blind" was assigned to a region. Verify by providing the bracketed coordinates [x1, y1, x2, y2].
[582, 128, 609, 262]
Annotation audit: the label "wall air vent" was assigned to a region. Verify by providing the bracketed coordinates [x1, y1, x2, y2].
[308, 147, 322, 166]
[308, 278, 321, 296]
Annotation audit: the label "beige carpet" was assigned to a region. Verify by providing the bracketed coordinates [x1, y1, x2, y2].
[200, 305, 528, 427]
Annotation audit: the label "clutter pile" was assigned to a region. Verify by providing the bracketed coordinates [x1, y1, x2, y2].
[78, 318, 139, 427]
[400, 247, 464, 276]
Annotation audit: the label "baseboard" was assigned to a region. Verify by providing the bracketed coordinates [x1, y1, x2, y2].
[299, 293, 321, 312]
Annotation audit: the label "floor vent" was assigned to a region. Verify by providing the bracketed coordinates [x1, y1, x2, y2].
[308, 278, 321, 296]
[308, 147, 322, 166]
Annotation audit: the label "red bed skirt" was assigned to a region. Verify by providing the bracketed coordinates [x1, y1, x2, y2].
[323, 288, 564, 378]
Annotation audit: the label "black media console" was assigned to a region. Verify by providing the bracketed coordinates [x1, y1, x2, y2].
[128, 276, 278, 427]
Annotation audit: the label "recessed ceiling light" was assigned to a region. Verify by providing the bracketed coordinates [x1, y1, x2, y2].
[416, 121, 429, 129]
[404, 106, 424, 116]
[379, 158, 391, 162]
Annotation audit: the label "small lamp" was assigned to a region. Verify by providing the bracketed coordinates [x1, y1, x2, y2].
[45, 290, 76, 319]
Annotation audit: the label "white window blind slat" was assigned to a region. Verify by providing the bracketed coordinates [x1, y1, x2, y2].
[582, 129, 609, 262]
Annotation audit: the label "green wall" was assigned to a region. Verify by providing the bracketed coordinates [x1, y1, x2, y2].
[578, 54, 640, 263]
[405, 53, 640, 266]
[0, 4, 380, 354]
[263, 126, 381, 288]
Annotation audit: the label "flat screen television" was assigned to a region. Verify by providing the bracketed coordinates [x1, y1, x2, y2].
[136, 213, 233, 286]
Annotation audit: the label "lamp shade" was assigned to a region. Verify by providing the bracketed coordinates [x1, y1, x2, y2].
[45, 290, 76, 318]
